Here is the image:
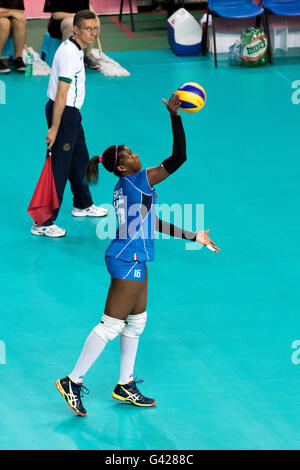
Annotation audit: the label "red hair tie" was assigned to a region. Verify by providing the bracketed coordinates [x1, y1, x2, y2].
[99, 147, 118, 169]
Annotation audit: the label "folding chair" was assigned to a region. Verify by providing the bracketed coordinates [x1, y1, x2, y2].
[262, 0, 300, 58]
[262, 0, 300, 16]
[202, 0, 272, 66]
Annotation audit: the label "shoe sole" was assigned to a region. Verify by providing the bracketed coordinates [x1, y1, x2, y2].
[0, 70, 11, 74]
[31, 229, 66, 237]
[112, 392, 156, 407]
[72, 211, 108, 218]
[55, 380, 87, 417]
[84, 63, 100, 69]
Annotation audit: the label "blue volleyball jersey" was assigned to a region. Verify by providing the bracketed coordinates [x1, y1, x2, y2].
[105, 169, 157, 262]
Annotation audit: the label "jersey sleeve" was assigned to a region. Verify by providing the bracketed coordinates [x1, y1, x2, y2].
[57, 48, 77, 83]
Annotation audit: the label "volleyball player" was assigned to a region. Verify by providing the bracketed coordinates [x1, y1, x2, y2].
[55, 93, 220, 416]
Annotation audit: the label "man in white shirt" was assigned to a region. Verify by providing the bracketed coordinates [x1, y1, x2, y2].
[31, 9, 107, 238]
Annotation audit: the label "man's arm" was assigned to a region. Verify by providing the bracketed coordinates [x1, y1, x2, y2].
[0, 8, 26, 22]
[0, 7, 13, 17]
[52, 12, 74, 20]
[46, 80, 70, 149]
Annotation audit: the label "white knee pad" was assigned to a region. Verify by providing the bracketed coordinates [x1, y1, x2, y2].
[93, 314, 125, 344]
[121, 311, 147, 338]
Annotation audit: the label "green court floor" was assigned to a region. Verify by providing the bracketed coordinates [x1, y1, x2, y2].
[1, 47, 300, 450]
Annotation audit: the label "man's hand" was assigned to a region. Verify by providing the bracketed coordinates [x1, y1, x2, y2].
[196, 230, 220, 253]
[10, 9, 26, 23]
[46, 127, 58, 150]
[162, 92, 181, 116]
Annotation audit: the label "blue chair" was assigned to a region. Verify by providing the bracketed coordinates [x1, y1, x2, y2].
[262, 0, 300, 16]
[261, 1, 300, 56]
[2, 38, 14, 59]
[202, 0, 272, 66]
[40, 32, 61, 67]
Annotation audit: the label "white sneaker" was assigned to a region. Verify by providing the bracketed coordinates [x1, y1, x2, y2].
[31, 223, 66, 238]
[72, 204, 108, 218]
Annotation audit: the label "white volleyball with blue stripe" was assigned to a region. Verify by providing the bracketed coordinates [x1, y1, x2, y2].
[177, 82, 206, 113]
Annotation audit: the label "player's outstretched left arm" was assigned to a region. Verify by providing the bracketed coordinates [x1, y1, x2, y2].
[155, 216, 220, 253]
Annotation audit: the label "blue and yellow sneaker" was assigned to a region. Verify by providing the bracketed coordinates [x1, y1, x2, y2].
[55, 376, 89, 417]
[112, 380, 156, 407]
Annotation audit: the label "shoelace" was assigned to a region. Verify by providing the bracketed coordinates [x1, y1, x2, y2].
[134, 379, 144, 386]
[73, 383, 90, 399]
[49, 225, 63, 232]
[88, 205, 101, 213]
[127, 379, 144, 397]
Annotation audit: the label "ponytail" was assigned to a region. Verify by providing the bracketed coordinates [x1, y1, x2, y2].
[85, 144, 127, 185]
[85, 155, 100, 185]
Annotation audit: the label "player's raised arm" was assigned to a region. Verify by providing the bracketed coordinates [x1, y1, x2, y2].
[147, 93, 187, 187]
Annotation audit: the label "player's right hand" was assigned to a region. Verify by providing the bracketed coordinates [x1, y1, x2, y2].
[162, 93, 180, 116]
[46, 127, 58, 150]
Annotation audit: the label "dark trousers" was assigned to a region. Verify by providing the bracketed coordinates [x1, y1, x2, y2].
[44, 100, 93, 225]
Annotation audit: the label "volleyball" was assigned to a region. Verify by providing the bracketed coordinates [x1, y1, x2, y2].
[177, 82, 206, 113]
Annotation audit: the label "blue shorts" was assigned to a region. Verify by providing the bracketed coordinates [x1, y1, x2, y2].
[105, 256, 147, 281]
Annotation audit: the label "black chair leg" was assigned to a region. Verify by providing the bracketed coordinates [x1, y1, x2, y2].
[119, 0, 124, 21]
[129, 0, 135, 32]
[202, 10, 209, 56]
[119, 0, 135, 32]
[262, 10, 273, 64]
[211, 13, 218, 67]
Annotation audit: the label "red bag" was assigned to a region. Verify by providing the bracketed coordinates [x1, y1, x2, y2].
[27, 151, 59, 226]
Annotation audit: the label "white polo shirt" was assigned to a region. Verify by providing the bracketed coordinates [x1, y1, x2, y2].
[47, 37, 85, 110]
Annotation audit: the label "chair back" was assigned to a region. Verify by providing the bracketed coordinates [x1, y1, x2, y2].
[210, 0, 260, 7]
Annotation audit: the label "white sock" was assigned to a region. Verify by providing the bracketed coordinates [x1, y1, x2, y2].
[69, 330, 106, 383]
[118, 334, 139, 384]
